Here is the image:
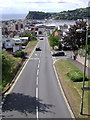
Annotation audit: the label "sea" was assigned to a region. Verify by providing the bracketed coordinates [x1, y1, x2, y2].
[1, 14, 26, 21]
[37, 19, 75, 26]
[1, 14, 75, 26]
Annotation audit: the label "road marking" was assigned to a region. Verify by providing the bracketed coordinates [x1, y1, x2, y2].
[39, 59, 40, 63]
[38, 64, 40, 69]
[36, 106, 39, 120]
[36, 87, 39, 119]
[36, 87, 38, 101]
[29, 58, 39, 60]
[35, 54, 37, 56]
[53, 63, 75, 119]
[53, 58, 58, 64]
[5, 41, 40, 96]
[37, 69, 39, 76]
[36, 77, 39, 85]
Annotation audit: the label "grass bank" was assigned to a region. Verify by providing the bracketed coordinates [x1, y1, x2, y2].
[55, 59, 89, 119]
[23, 40, 38, 54]
[2, 40, 38, 91]
[2, 51, 22, 91]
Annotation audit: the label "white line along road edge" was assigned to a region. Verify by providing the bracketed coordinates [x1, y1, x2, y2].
[5, 41, 40, 96]
[53, 61, 75, 119]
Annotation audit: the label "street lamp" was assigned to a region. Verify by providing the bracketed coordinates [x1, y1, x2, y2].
[76, 20, 89, 115]
[80, 22, 88, 115]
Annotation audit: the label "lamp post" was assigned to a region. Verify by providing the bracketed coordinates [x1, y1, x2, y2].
[76, 20, 89, 115]
[80, 22, 88, 115]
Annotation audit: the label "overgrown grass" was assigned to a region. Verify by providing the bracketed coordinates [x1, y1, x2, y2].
[2, 51, 22, 90]
[13, 51, 27, 59]
[55, 59, 89, 118]
[2, 40, 38, 91]
[23, 40, 38, 53]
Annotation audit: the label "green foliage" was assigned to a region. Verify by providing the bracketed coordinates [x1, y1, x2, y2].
[54, 7, 90, 20]
[26, 7, 90, 20]
[85, 45, 90, 55]
[13, 51, 27, 59]
[87, 45, 90, 55]
[21, 33, 37, 41]
[67, 70, 88, 82]
[2, 51, 20, 88]
[26, 11, 51, 20]
[63, 19, 87, 48]
[49, 34, 59, 49]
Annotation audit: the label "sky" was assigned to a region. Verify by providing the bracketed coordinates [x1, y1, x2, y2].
[0, 0, 90, 15]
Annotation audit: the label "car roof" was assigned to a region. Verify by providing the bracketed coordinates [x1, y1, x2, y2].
[55, 51, 64, 53]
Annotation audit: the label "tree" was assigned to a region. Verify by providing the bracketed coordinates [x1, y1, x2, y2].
[49, 34, 59, 49]
[63, 19, 87, 48]
[21, 33, 37, 41]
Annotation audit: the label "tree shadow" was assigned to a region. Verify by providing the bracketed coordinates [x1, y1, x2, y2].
[2, 92, 55, 116]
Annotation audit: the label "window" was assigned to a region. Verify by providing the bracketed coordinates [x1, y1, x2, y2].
[6, 40, 10, 42]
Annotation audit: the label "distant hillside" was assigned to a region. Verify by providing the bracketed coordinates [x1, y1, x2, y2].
[26, 7, 90, 20]
[26, 11, 51, 20]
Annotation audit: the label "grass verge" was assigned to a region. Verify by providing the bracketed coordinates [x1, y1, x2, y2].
[55, 59, 89, 119]
[2, 40, 38, 91]
[23, 40, 38, 54]
[2, 51, 22, 91]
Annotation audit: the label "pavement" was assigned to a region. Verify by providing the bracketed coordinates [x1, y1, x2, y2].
[52, 50, 90, 77]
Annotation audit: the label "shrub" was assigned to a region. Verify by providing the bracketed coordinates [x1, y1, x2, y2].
[14, 51, 27, 59]
[24, 41, 29, 46]
[67, 70, 88, 82]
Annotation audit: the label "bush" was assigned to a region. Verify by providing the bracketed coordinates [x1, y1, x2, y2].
[67, 70, 88, 82]
[24, 41, 29, 46]
[14, 51, 27, 59]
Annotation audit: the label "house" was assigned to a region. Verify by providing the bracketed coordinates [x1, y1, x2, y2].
[3, 38, 15, 49]
[54, 30, 63, 38]
[37, 25, 46, 36]
[46, 26, 56, 34]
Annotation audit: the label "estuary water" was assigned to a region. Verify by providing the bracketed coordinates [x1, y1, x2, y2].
[1, 14, 26, 21]
[1, 14, 75, 26]
[37, 19, 75, 26]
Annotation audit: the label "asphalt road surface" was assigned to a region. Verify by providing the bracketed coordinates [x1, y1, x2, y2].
[2, 37, 72, 119]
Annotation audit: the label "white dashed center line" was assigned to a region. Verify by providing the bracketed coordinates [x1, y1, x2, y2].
[38, 64, 40, 69]
[37, 69, 39, 76]
[36, 77, 39, 85]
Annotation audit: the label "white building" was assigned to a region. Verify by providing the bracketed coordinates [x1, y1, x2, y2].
[3, 38, 15, 49]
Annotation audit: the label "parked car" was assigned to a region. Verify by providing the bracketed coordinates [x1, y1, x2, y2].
[36, 47, 41, 51]
[63, 45, 72, 51]
[39, 38, 43, 40]
[52, 51, 65, 56]
[21, 46, 26, 49]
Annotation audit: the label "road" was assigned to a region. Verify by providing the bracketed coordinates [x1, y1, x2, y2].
[2, 37, 72, 119]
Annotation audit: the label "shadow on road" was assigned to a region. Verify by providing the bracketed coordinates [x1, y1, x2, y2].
[2, 92, 55, 116]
